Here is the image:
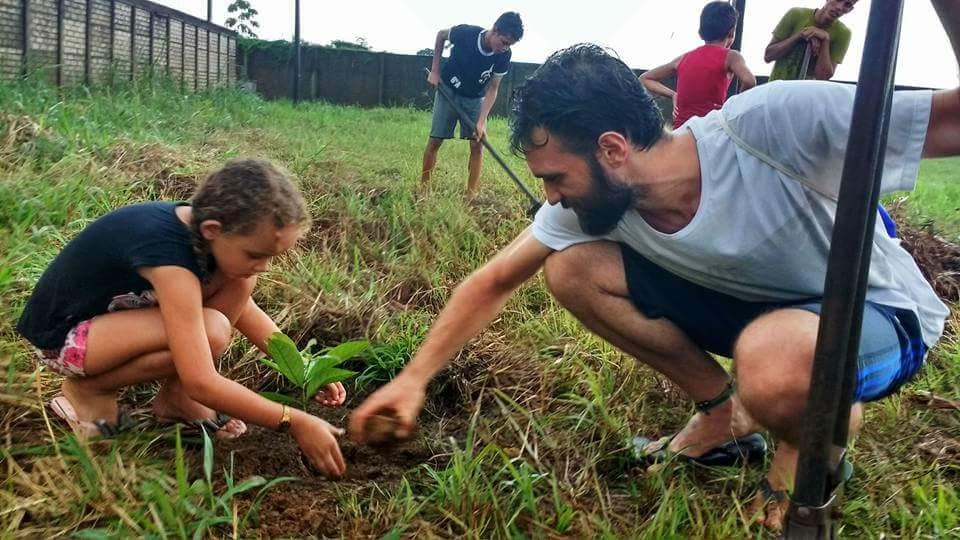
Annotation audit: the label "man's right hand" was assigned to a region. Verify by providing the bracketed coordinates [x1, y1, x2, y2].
[290, 412, 347, 478]
[427, 70, 440, 87]
[349, 374, 426, 444]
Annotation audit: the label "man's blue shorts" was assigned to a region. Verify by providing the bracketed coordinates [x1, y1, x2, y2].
[429, 88, 482, 140]
[620, 244, 927, 402]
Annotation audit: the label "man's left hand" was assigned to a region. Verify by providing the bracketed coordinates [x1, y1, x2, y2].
[474, 117, 487, 141]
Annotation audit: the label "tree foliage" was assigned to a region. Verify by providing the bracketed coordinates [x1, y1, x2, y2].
[328, 37, 371, 51]
[225, 0, 260, 38]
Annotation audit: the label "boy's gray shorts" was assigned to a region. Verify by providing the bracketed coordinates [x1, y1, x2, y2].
[429, 88, 483, 140]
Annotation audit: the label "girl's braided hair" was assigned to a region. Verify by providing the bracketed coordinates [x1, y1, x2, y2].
[189, 158, 310, 279]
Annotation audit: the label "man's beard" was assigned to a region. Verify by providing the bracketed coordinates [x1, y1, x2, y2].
[569, 157, 636, 235]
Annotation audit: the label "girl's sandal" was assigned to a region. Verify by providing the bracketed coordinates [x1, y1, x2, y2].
[49, 395, 134, 440]
[157, 412, 247, 441]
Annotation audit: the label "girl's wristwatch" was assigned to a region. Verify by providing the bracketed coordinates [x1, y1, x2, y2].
[277, 404, 292, 432]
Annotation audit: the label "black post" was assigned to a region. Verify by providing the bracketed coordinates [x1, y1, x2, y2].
[21, 0, 30, 77]
[56, 0, 64, 85]
[207, 0, 212, 22]
[729, 0, 746, 97]
[293, 0, 301, 104]
[784, 0, 904, 537]
[731, 0, 745, 52]
[84, 0, 92, 85]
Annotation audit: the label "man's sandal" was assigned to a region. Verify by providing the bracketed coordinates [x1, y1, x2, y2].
[49, 394, 135, 440]
[631, 379, 768, 467]
[751, 457, 854, 518]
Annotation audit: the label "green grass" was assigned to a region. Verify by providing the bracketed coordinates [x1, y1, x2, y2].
[1, 77, 958, 538]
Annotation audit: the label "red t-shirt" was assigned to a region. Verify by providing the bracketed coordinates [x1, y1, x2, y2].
[674, 44, 732, 129]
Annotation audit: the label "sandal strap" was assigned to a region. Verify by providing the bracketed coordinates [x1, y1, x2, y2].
[759, 478, 787, 503]
[694, 379, 735, 414]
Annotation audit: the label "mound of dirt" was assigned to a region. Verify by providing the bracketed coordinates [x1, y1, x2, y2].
[889, 205, 960, 302]
[216, 400, 452, 538]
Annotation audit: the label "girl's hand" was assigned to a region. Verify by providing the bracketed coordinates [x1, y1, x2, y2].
[314, 382, 347, 407]
[291, 413, 346, 478]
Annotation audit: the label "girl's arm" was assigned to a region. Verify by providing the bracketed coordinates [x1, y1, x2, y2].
[638, 56, 682, 99]
[142, 265, 347, 476]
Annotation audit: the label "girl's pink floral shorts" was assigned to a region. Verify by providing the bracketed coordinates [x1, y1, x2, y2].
[36, 320, 92, 377]
[34, 290, 158, 377]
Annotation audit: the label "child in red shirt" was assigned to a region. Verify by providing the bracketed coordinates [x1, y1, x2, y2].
[640, 1, 756, 129]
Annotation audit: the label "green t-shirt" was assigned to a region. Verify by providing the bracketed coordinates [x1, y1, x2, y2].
[769, 7, 852, 81]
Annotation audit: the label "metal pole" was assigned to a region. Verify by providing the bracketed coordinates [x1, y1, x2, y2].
[293, 0, 301, 104]
[426, 68, 542, 216]
[784, 0, 904, 537]
[56, 0, 63, 86]
[731, 0, 745, 52]
[84, 0, 92, 85]
[728, 0, 745, 96]
[207, 0, 212, 22]
[21, 0, 30, 77]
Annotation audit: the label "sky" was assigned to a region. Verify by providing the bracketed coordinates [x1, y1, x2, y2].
[158, 0, 957, 89]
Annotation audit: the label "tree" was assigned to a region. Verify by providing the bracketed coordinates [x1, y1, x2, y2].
[416, 48, 434, 56]
[225, 0, 260, 38]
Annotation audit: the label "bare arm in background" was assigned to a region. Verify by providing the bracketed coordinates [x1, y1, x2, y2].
[924, 0, 960, 158]
[725, 49, 756, 92]
[427, 28, 450, 87]
[638, 56, 682, 100]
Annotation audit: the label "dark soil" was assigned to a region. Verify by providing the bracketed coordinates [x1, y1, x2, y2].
[212, 396, 464, 539]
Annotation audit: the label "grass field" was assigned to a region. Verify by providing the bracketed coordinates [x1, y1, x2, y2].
[1, 79, 958, 539]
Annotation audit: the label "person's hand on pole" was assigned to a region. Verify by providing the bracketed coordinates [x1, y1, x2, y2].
[427, 69, 440, 87]
[349, 373, 426, 444]
[474, 116, 487, 141]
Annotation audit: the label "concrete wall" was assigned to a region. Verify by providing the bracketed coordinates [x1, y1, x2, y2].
[0, 0, 236, 89]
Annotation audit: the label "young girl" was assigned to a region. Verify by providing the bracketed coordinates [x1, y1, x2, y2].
[17, 158, 348, 478]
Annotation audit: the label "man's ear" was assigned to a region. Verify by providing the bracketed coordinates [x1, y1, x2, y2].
[199, 220, 223, 241]
[596, 131, 630, 168]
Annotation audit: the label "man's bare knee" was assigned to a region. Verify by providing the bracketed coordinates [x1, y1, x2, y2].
[543, 242, 622, 306]
[202, 308, 233, 358]
[734, 310, 818, 438]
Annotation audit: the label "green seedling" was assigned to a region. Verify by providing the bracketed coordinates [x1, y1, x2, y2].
[260, 332, 368, 410]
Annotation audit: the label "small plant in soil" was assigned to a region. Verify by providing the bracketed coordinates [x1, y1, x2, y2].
[261, 332, 368, 410]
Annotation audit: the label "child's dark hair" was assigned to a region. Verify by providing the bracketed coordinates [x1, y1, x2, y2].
[699, 1, 738, 42]
[494, 12, 524, 41]
[189, 158, 309, 277]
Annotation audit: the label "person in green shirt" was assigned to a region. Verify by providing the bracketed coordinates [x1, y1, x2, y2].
[765, 0, 856, 81]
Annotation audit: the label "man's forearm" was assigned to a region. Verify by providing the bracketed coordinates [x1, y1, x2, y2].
[431, 32, 445, 73]
[933, 0, 960, 68]
[765, 33, 801, 62]
[478, 87, 499, 120]
[403, 270, 522, 383]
